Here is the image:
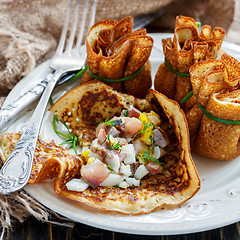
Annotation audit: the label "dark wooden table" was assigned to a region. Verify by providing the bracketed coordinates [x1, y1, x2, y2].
[3, 214, 240, 240]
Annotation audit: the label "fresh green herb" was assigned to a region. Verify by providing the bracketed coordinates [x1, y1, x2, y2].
[137, 147, 163, 165]
[101, 133, 121, 151]
[97, 118, 122, 128]
[107, 165, 113, 172]
[137, 121, 156, 135]
[196, 22, 201, 28]
[196, 98, 240, 125]
[49, 96, 54, 106]
[110, 141, 121, 151]
[180, 91, 193, 104]
[165, 58, 190, 77]
[52, 115, 79, 154]
[150, 135, 154, 144]
[122, 109, 129, 117]
[104, 118, 118, 127]
[88, 64, 145, 83]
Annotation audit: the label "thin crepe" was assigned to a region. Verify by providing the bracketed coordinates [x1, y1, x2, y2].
[48, 81, 200, 214]
[154, 15, 226, 104]
[81, 16, 153, 98]
[185, 53, 240, 160]
[0, 133, 83, 186]
[0, 82, 199, 214]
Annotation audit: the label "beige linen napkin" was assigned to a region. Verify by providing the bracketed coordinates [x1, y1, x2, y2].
[0, 0, 236, 238]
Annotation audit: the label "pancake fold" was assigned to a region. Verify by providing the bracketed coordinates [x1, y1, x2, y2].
[185, 53, 240, 160]
[0, 81, 200, 215]
[81, 16, 153, 98]
[154, 15, 225, 104]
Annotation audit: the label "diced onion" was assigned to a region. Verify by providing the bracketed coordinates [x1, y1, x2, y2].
[66, 178, 89, 192]
[121, 144, 136, 165]
[99, 173, 124, 187]
[119, 181, 129, 189]
[125, 177, 140, 187]
[134, 164, 149, 180]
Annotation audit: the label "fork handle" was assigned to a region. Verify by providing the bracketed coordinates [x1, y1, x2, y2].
[0, 70, 64, 195]
[0, 79, 49, 132]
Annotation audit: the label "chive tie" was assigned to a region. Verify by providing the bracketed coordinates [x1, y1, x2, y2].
[87, 64, 145, 83]
[196, 98, 240, 125]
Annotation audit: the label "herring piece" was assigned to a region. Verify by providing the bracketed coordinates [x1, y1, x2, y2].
[81, 160, 110, 188]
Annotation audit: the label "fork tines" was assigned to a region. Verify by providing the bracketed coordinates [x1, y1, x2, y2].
[57, 0, 97, 57]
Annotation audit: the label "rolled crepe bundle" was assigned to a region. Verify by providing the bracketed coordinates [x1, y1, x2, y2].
[81, 16, 153, 98]
[185, 52, 240, 160]
[154, 15, 225, 104]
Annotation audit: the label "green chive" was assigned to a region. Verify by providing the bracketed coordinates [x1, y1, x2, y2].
[196, 22, 201, 28]
[164, 59, 190, 77]
[70, 65, 88, 81]
[196, 98, 240, 125]
[87, 64, 145, 83]
[52, 115, 79, 153]
[180, 91, 194, 104]
[49, 96, 54, 106]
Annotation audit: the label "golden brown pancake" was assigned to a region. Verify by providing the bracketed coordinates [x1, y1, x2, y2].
[185, 53, 240, 160]
[154, 15, 225, 104]
[81, 16, 153, 98]
[48, 81, 200, 214]
[0, 81, 200, 214]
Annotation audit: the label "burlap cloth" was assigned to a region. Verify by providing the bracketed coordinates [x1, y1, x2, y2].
[0, 0, 238, 237]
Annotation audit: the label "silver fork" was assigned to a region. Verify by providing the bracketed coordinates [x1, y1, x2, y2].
[0, 0, 97, 195]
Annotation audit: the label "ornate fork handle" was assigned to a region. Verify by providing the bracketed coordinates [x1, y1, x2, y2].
[0, 78, 49, 132]
[0, 70, 64, 195]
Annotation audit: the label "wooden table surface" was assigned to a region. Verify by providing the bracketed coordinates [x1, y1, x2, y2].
[2, 215, 240, 240]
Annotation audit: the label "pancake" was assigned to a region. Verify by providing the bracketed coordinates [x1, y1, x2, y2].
[154, 15, 225, 104]
[0, 81, 200, 214]
[185, 53, 240, 160]
[48, 81, 200, 214]
[81, 16, 153, 98]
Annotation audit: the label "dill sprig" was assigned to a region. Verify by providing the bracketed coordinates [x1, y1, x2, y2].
[137, 121, 156, 135]
[101, 133, 121, 151]
[52, 115, 79, 154]
[137, 147, 163, 165]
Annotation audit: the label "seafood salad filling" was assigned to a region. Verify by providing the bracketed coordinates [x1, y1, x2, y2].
[66, 107, 172, 191]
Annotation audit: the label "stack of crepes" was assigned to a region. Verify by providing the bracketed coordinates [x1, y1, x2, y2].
[185, 52, 240, 160]
[81, 16, 153, 98]
[154, 15, 226, 104]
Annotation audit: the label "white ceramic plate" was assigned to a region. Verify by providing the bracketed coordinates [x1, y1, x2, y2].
[3, 33, 240, 235]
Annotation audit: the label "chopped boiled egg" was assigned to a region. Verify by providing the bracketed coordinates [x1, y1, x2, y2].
[134, 164, 149, 180]
[119, 163, 132, 177]
[82, 147, 91, 159]
[138, 112, 154, 145]
[119, 181, 129, 189]
[66, 178, 89, 192]
[87, 157, 95, 164]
